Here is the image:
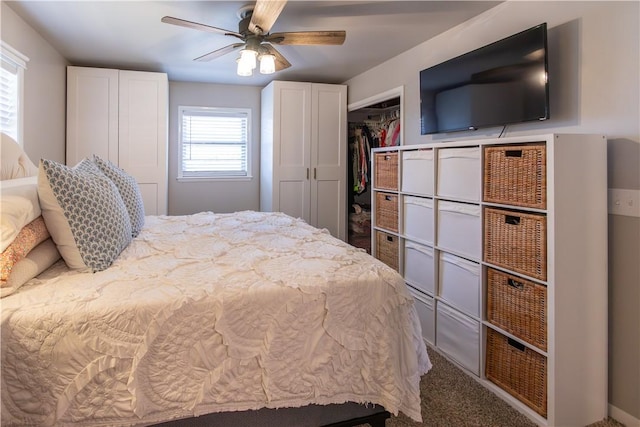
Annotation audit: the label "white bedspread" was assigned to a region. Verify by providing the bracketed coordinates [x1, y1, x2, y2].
[1, 211, 431, 426]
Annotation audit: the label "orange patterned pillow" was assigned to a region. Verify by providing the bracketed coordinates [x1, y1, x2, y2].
[1, 216, 50, 285]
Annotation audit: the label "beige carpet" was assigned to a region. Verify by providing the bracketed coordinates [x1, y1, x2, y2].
[372, 347, 625, 427]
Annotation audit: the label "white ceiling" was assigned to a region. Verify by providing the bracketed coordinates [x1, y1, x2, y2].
[6, 1, 501, 86]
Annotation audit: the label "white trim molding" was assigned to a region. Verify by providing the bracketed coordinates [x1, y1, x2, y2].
[0, 41, 29, 69]
[347, 86, 404, 112]
[0, 40, 29, 146]
[609, 404, 640, 427]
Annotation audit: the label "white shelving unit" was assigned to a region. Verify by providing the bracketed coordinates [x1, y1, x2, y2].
[371, 134, 608, 426]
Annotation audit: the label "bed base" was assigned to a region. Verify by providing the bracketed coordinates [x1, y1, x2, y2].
[151, 403, 390, 427]
[324, 409, 391, 427]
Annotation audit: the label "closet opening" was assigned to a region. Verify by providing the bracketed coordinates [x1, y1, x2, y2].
[347, 88, 402, 254]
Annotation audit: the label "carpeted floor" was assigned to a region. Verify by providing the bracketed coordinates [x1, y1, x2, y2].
[371, 346, 625, 427]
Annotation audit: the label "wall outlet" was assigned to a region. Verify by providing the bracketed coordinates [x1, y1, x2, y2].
[608, 188, 640, 217]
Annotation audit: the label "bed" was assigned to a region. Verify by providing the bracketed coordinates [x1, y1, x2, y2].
[0, 136, 431, 426]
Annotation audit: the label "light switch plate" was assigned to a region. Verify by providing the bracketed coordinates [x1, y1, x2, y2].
[608, 188, 640, 217]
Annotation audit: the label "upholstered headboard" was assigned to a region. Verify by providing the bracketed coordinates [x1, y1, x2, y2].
[1, 133, 38, 181]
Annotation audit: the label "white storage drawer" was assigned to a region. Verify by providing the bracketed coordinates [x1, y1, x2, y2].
[437, 146, 480, 201]
[409, 287, 435, 345]
[437, 200, 481, 259]
[404, 241, 435, 295]
[439, 253, 480, 317]
[436, 302, 480, 375]
[403, 196, 433, 244]
[402, 149, 433, 195]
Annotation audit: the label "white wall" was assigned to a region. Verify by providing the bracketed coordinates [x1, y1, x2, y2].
[1, 2, 67, 164]
[347, 1, 638, 145]
[168, 81, 262, 215]
[345, 1, 640, 422]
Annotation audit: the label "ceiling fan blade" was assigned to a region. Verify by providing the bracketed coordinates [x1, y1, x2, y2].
[262, 44, 291, 71]
[249, 0, 287, 35]
[161, 16, 243, 39]
[194, 43, 244, 62]
[266, 31, 346, 46]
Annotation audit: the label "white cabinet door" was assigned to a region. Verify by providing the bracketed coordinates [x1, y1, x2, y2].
[273, 82, 311, 223]
[118, 71, 168, 215]
[310, 83, 346, 240]
[66, 67, 118, 165]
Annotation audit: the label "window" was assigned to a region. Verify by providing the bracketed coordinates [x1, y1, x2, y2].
[0, 41, 29, 144]
[178, 106, 251, 180]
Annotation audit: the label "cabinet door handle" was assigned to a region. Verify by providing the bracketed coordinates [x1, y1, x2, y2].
[505, 215, 521, 225]
[507, 278, 524, 289]
[306, 168, 309, 180]
[507, 338, 526, 352]
[314, 168, 317, 180]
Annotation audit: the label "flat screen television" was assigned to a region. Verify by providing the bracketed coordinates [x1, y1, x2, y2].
[420, 23, 549, 135]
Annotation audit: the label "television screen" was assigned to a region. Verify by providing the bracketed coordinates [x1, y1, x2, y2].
[420, 23, 549, 135]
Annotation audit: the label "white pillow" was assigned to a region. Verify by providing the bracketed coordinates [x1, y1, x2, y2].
[0, 176, 41, 252]
[38, 158, 132, 272]
[1, 133, 39, 180]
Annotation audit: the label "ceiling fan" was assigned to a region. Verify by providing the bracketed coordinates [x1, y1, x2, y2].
[161, 0, 346, 76]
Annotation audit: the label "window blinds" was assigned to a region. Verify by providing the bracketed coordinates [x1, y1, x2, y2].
[0, 42, 28, 142]
[0, 64, 18, 140]
[179, 107, 250, 178]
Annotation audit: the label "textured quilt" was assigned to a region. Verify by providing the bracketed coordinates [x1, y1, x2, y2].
[1, 211, 431, 426]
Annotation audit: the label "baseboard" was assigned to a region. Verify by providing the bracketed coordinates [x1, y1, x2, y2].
[609, 404, 640, 427]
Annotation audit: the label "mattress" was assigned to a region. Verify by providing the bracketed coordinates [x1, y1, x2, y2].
[1, 211, 430, 426]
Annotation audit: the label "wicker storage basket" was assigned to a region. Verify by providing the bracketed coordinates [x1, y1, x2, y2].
[374, 152, 398, 190]
[483, 144, 547, 209]
[486, 328, 547, 417]
[375, 230, 399, 271]
[375, 192, 399, 232]
[484, 208, 547, 280]
[487, 268, 547, 351]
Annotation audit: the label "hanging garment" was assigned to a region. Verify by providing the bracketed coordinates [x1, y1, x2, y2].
[390, 119, 401, 146]
[379, 127, 387, 147]
[350, 135, 360, 193]
[384, 119, 401, 147]
[351, 128, 366, 194]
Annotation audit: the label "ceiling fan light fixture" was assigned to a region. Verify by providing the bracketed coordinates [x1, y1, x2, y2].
[239, 48, 258, 70]
[236, 57, 253, 76]
[259, 54, 276, 74]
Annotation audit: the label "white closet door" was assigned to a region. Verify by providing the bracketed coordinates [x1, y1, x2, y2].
[66, 66, 118, 165]
[273, 82, 312, 222]
[310, 83, 347, 240]
[117, 70, 168, 215]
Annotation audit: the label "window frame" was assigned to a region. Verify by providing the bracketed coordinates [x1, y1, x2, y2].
[0, 41, 29, 146]
[177, 105, 253, 182]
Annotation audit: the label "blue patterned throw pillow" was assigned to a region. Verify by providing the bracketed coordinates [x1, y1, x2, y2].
[92, 155, 145, 237]
[37, 158, 132, 272]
